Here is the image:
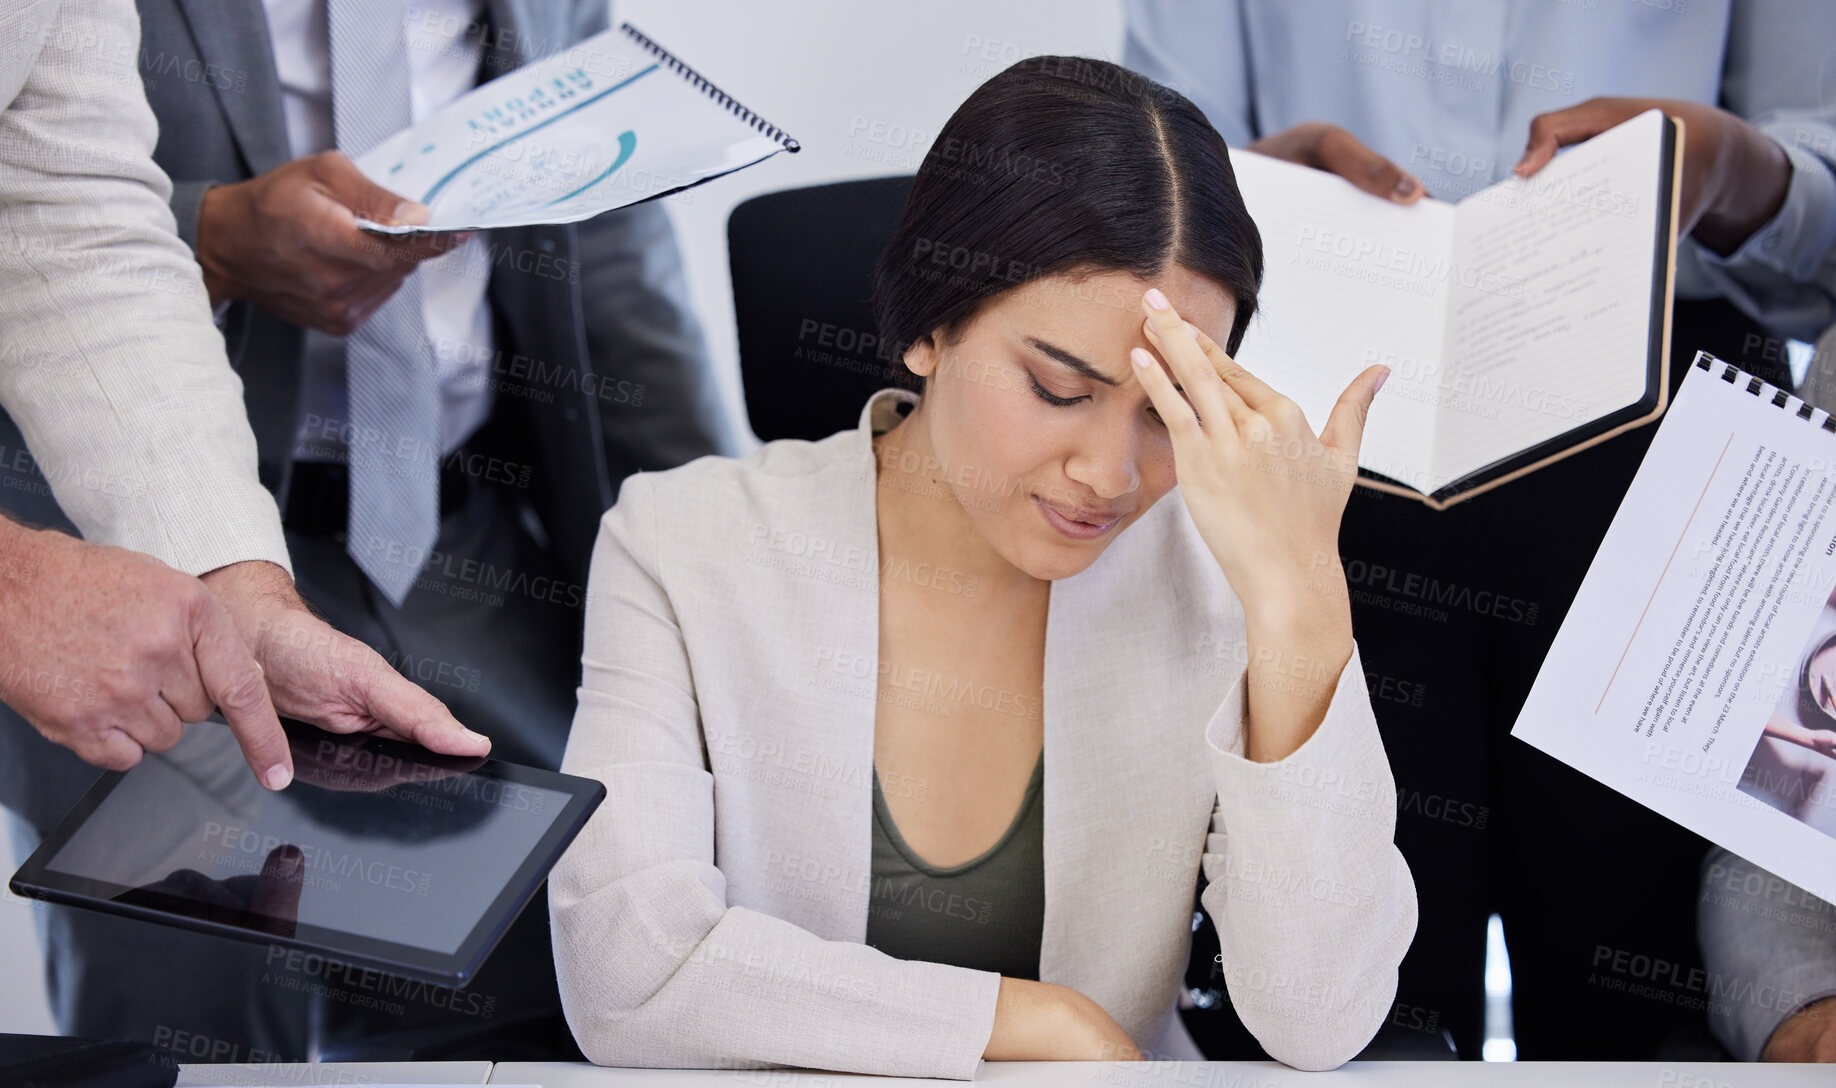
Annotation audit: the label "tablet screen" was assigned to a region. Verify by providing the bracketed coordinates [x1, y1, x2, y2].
[37, 721, 579, 958]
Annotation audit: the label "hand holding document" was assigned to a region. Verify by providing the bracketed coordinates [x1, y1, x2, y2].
[1231, 109, 1681, 507]
[351, 24, 798, 234]
[1513, 353, 1836, 905]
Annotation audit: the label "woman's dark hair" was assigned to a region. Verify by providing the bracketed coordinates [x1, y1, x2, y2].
[871, 55, 1263, 374]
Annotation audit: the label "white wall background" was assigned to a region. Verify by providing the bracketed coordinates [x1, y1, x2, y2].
[0, 0, 1125, 1038]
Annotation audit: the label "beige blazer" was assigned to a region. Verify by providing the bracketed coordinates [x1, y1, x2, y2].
[551, 388, 1417, 1079]
[0, 0, 287, 576]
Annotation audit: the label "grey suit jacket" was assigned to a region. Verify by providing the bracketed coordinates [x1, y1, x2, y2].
[122, 0, 727, 589]
[0, 0, 288, 577]
[550, 387, 1419, 1079]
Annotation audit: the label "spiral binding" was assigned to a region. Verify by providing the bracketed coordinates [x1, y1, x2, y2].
[1693, 349, 1834, 432]
[618, 23, 801, 152]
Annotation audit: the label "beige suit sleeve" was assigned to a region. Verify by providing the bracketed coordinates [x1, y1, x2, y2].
[550, 471, 1003, 1080]
[1199, 639, 1419, 1070]
[0, 0, 288, 577]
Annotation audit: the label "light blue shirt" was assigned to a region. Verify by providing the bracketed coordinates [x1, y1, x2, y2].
[1123, 0, 1836, 341]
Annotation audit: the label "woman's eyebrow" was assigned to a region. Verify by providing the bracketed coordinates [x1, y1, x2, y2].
[1025, 336, 1121, 387]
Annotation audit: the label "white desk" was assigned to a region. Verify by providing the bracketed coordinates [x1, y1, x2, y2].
[492, 1060, 1830, 1087]
[177, 1061, 493, 1086]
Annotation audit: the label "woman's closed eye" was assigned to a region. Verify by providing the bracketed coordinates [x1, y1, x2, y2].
[1027, 372, 1086, 407]
[1028, 372, 1170, 425]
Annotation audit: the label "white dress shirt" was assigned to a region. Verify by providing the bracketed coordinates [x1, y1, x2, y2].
[261, 0, 497, 460]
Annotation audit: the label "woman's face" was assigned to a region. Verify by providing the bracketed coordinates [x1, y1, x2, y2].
[902, 265, 1237, 582]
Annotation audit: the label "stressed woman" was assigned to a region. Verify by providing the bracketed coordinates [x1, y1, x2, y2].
[550, 55, 1416, 1078]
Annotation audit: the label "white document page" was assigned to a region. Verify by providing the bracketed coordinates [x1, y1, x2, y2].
[354, 27, 791, 233]
[1433, 108, 1668, 486]
[1231, 150, 1455, 493]
[1513, 358, 1836, 905]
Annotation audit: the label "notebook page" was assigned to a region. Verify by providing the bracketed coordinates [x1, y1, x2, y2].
[1431, 109, 1668, 487]
[1513, 359, 1836, 905]
[1231, 151, 1455, 493]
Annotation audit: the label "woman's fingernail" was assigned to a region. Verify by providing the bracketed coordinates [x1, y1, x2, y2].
[1144, 287, 1169, 310]
[264, 764, 293, 791]
[1131, 348, 1153, 370]
[1375, 367, 1391, 394]
[1394, 176, 1417, 199]
[1182, 320, 1199, 338]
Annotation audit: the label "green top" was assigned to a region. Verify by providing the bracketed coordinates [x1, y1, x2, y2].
[864, 753, 1045, 980]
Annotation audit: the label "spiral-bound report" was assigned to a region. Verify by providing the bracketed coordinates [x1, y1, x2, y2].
[352, 24, 799, 234]
[1514, 351, 1836, 904]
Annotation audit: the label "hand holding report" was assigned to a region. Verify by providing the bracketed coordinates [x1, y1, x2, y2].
[351, 24, 798, 234]
[1230, 109, 1681, 507]
[1513, 353, 1836, 905]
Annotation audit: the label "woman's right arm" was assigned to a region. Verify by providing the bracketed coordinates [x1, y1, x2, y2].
[549, 472, 1127, 1076]
[986, 978, 1142, 1061]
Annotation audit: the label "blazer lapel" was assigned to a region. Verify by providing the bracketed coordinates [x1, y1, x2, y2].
[716, 394, 888, 941]
[174, 0, 292, 175]
[1037, 487, 1241, 1036]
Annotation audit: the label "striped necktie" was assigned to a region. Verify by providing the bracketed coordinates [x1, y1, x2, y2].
[328, 0, 440, 608]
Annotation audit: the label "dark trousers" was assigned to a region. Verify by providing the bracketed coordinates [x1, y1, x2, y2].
[0, 434, 587, 1062]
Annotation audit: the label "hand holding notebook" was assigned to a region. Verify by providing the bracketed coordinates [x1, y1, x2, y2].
[1231, 109, 1682, 508]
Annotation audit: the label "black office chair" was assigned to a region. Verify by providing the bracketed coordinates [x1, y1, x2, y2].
[727, 175, 919, 442]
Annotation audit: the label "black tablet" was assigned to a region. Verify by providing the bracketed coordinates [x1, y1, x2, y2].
[10, 719, 604, 987]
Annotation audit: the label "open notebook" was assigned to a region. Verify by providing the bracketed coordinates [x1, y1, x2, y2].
[1231, 109, 1682, 509]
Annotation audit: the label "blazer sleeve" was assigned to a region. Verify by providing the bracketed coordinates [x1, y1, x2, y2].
[1698, 846, 1836, 1061]
[1197, 638, 1418, 1070]
[0, 0, 289, 577]
[549, 471, 1004, 1080]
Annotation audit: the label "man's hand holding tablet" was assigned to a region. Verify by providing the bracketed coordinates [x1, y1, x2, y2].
[0, 517, 489, 791]
[199, 559, 492, 775]
[12, 721, 603, 986]
[0, 520, 290, 783]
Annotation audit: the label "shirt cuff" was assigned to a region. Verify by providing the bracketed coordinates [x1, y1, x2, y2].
[1690, 136, 1836, 287]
